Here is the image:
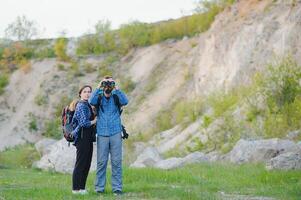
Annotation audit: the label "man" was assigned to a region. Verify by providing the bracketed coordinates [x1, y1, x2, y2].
[89, 75, 128, 195]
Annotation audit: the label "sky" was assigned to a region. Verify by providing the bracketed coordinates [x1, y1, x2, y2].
[0, 0, 197, 39]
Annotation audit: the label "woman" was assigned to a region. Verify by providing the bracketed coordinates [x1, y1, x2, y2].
[71, 85, 96, 195]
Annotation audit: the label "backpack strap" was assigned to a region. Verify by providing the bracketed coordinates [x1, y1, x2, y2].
[113, 94, 123, 115]
[96, 94, 104, 116]
[96, 93, 122, 115]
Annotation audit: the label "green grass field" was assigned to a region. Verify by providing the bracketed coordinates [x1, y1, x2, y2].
[0, 145, 300, 200]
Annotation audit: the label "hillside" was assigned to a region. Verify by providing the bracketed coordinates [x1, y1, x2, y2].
[0, 0, 301, 170]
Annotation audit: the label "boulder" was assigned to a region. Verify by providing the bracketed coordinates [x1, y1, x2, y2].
[130, 147, 162, 168]
[35, 138, 57, 155]
[182, 152, 209, 164]
[227, 139, 299, 164]
[155, 152, 208, 170]
[266, 149, 301, 170]
[155, 157, 184, 170]
[33, 138, 97, 173]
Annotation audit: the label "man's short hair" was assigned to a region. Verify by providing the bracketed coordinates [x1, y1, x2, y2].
[104, 75, 113, 79]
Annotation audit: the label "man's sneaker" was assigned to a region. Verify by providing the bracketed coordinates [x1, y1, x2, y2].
[96, 190, 104, 194]
[72, 190, 80, 194]
[79, 189, 88, 195]
[113, 190, 122, 196]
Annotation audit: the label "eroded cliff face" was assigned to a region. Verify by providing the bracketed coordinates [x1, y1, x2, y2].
[194, 0, 301, 95]
[0, 0, 300, 153]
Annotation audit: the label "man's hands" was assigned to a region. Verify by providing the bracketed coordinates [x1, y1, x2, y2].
[97, 78, 119, 90]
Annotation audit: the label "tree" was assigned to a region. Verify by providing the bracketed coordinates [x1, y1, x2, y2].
[95, 19, 111, 35]
[54, 38, 69, 61]
[4, 15, 39, 41]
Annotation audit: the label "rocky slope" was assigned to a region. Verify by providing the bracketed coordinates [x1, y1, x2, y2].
[0, 0, 301, 171]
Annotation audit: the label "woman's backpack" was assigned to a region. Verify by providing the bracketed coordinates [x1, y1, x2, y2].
[61, 105, 76, 143]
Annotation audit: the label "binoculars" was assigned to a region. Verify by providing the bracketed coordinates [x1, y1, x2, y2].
[101, 81, 115, 88]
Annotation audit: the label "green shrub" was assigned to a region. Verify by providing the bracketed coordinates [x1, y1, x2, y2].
[0, 42, 32, 72]
[54, 37, 69, 61]
[83, 62, 94, 73]
[186, 137, 206, 153]
[155, 111, 173, 133]
[206, 114, 242, 153]
[69, 61, 83, 77]
[34, 93, 47, 106]
[56, 63, 65, 70]
[208, 90, 240, 118]
[151, 98, 205, 134]
[256, 57, 301, 138]
[76, 32, 116, 56]
[118, 21, 152, 54]
[76, 35, 99, 55]
[0, 144, 40, 168]
[0, 73, 9, 95]
[173, 98, 204, 125]
[75, 0, 235, 56]
[34, 47, 55, 59]
[43, 118, 61, 139]
[203, 115, 213, 128]
[28, 113, 38, 132]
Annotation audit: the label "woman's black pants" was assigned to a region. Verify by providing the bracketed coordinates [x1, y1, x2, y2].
[72, 127, 93, 190]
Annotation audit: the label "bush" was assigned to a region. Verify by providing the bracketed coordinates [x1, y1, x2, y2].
[155, 111, 173, 133]
[0, 42, 32, 72]
[43, 118, 61, 139]
[69, 61, 83, 77]
[56, 63, 65, 70]
[54, 37, 69, 61]
[151, 98, 205, 134]
[259, 57, 301, 138]
[28, 113, 38, 132]
[0, 144, 40, 168]
[205, 113, 242, 153]
[76, 35, 99, 55]
[34, 47, 55, 59]
[76, 33, 116, 56]
[173, 98, 204, 125]
[203, 115, 213, 128]
[208, 90, 240, 118]
[118, 21, 152, 54]
[75, 0, 236, 56]
[0, 74, 9, 95]
[34, 93, 47, 106]
[83, 62, 94, 73]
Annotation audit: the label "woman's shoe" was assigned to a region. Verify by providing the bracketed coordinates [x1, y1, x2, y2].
[72, 190, 80, 194]
[80, 189, 88, 195]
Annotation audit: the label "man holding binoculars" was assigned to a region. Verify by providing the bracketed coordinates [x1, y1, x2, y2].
[89, 75, 128, 195]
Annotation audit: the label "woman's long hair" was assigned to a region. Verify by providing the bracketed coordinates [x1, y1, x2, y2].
[69, 100, 78, 111]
